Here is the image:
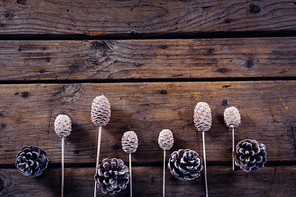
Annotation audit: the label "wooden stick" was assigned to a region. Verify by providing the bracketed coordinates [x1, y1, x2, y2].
[231, 125, 235, 171]
[94, 126, 102, 197]
[202, 132, 208, 197]
[163, 150, 166, 197]
[61, 136, 64, 197]
[129, 153, 132, 197]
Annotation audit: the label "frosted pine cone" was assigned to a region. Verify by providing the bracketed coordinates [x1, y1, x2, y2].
[94, 158, 130, 195]
[158, 129, 174, 150]
[122, 131, 138, 154]
[15, 146, 49, 178]
[54, 114, 72, 137]
[224, 106, 241, 128]
[193, 102, 212, 132]
[91, 95, 111, 127]
[168, 149, 203, 181]
[233, 139, 267, 172]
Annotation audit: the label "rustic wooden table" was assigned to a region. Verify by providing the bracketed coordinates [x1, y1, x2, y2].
[0, 0, 296, 196]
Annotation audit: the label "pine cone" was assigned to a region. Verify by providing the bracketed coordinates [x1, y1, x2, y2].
[94, 158, 130, 195]
[158, 129, 174, 150]
[91, 95, 111, 127]
[54, 114, 72, 137]
[122, 131, 138, 154]
[233, 139, 267, 172]
[193, 102, 212, 132]
[224, 106, 241, 128]
[168, 149, 203, 181]
[15, 146, 49, 178]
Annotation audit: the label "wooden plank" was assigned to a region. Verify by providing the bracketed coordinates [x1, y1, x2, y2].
[0, 81, 295, 164]
[1, 38, 296, 81]
[0, 166, 295, 196]
[0, 0, 296, 35]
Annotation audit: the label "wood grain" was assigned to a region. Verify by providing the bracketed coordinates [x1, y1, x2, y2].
[1, 38, 296, 81]
[0, 166, 295, 196]
[0, 81, 295, 164]
[0, 0, 296, 35]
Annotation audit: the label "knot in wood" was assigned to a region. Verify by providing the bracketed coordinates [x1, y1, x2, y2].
[249, 4, 261, 14]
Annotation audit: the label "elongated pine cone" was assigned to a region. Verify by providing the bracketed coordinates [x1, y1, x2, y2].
[54, 114, 72, 137]
[168, 149, 203, 181]
[193, 102, 212, 132]
[91, 95, 111, 127]
[158, 129, 174, 150]
[94, 158, 130, 195]
[15, 146, 49, 178]
[224, 106, 241, 128]
[233, 139, 267, 172]
[122, 131, 138, 154]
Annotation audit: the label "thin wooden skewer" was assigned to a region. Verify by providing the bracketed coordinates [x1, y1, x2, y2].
[163, 150, 166, 197]
[202, 131, 208, 197]
[129, 153, 132, 197]
[231, 125, 235, 171]
[61, 136, 64, 197]
[94, 126, 102, 197]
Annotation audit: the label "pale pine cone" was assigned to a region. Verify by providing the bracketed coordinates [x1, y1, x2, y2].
[94, 158, 130, 195]
[122, 131, 138, 154]
[224, 106, 241, 128]
[15, 146, 49, 178]
[91, 95, 111, 127]
[158, 129, 174, 150]
[233, 139, 267, 172]
[54, 114, 72, 137]
[193, 102, 212, 132]
[168, 149, 203, 181]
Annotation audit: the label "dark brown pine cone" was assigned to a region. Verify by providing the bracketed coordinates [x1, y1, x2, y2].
[233, 139, 267, 172]
[91, 95, 111, 127]
[15, 146, 49, 178]
[168, 149, 203, 181]
[94, 158, 130, 195]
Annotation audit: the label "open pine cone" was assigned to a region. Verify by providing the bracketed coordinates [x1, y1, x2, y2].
[224, 106, 241, 128]
[193, 102, 212, 132]
[233, 139, 267, 172]
[54, 114, 72, 137]
[91, 95, 111, 127]
[168, 149, 203, 181]
[15, 146, 49, 178]
[158, 129, 174, 151]
[94, 158, 130, 195]
[122, 131, 138, 154]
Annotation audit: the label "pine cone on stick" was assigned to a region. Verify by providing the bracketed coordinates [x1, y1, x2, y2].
[54, 114, 72, 137]
[224, 106, 241, 128]
[91, 95, 111, 127]
[122, 131, 138, 154]
[94, 158, 130, 195]
[193, 102, 212, 132]
[158, 129, 174, 150]
[15, 146, 49, 178]
[233, 139, 267, 172]
[168, 149, 203, 181]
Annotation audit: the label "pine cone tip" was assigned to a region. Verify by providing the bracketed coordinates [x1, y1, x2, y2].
[224, 106, 241, 128]
[91, 94, 111, 127]
[158, 129, 174, 150]
[54, 114, 72, 137]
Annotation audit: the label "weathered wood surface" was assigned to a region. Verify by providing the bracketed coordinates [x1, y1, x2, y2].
[0, 81, 295, 164]
[0, 0, 296, 35]
[1, 38, 296, 81]
[0, 166, 295, 196]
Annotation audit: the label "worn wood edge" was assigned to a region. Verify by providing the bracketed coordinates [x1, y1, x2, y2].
[0, 81, 295, 164]
[1, 37, 296, 80]
[0, 166, 295, 196]
[0, 0, 296, 35]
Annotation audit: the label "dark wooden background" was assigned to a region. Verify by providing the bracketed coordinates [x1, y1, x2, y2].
[0, 0, 296, 196]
